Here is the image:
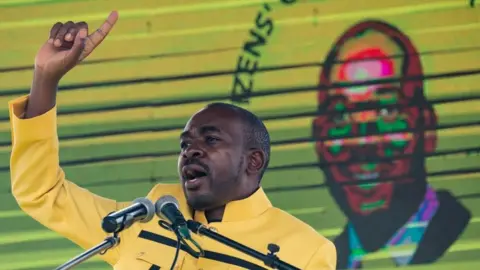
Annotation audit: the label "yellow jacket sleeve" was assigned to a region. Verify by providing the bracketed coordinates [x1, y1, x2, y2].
[304, 240, 337, 270]
[9, 95, 123, 266]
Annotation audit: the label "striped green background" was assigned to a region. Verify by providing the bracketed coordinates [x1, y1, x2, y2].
[0, 0, 479, 269]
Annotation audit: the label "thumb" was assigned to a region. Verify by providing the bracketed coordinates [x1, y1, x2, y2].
[68, 28, 88, 63]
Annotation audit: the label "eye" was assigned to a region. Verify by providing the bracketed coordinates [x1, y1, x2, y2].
[180, 141, 190, 149]
[379, 107, 399, 120]
[332, 112, 350, 124]
[205, 136, 220, 145]
[381, 106, 398, 115]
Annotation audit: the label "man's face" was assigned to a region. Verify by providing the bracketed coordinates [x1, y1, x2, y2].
[313, 31, 425, 216]
[178, 106, 246, 211]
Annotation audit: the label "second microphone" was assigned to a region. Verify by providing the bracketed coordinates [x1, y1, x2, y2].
[155, 195, 191, 239]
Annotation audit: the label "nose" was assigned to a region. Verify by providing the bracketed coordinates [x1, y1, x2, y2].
[350, 142, 379, 163]
[183, 144, 204, 159]
[358, 121, 379, 136]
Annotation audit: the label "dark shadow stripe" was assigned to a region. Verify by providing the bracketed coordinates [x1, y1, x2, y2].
[0, 46, 239, 73]
[0, 75, 477, 124]
[277, 120, 480, 146]
[242, 68, 480, 101]
[138, 230, 267, 270]
[0, 120, 475, 168]
[263, 167, 480, 193]
[78, 176, 163, 188]
[50, 90, 480, 117]
[1, 63, 479, 102]
[1, 44, 478, 75]
[0, 68, 478, 121]
[45, 158, 480, 190]
[55, 139, 478, 169]
[270, 146, 480, 172]
[2, 165, 478, 195]
[80, 165, 480, 190]
[148, 265, 160, 270]
[0, 97, 477, 144]
[456, 193, 480, 199]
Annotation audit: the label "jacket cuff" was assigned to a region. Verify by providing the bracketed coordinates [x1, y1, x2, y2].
[8, 95, 58, 142]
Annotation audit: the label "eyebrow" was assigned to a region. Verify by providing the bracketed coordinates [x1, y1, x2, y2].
[180, 125, 222, 139]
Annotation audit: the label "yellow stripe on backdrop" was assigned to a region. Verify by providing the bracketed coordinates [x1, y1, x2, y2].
[0, 1, 478, 67]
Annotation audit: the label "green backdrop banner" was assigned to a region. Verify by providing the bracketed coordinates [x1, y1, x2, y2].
[0, 0, 479, 269]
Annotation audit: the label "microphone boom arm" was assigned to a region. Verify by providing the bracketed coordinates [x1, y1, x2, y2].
[55, 233, 120, 270]
[187, 220, 300, 270]
[55, 197, 154, 269]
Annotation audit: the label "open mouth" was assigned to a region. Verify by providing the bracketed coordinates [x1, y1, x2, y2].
[184, 170, 207, 181]
[182, 164, 208, 182]
[353, 172, 380, 190]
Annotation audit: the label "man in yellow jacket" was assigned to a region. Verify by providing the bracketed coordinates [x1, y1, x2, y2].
[9, 11, 336, 270]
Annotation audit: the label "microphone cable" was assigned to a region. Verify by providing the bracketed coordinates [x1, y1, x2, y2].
[158, 220, 204, 270]
[171, 229, 181, 270]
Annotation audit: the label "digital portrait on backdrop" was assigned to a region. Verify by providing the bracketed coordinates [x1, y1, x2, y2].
[0, 1, 478, 270]
[311, 20, 471, 269]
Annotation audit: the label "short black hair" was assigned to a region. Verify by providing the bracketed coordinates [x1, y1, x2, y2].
[206, 102, 271, 180]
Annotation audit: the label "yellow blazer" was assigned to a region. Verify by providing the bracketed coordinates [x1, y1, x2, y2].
[9, 95, 336, 269]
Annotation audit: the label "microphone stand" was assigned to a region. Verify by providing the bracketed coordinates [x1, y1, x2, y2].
[187, 220, 300, 270]
[54, 233, 120, 270]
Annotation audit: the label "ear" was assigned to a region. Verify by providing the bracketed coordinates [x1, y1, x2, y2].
[245, 149, 266, 177]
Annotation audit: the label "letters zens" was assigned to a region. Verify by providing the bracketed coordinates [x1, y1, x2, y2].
[231, 0, 297, 103]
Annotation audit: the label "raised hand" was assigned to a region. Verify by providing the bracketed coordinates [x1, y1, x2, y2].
[34, 10, 119, 81]
[25, 11, 119, 119]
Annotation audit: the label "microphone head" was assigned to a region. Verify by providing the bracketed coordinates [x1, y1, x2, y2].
[155, 195, 180, 220]
[133, 197, 155, 223]
[102, 216, 119, 233]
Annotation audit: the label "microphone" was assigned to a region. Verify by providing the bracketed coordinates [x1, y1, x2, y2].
[102, 197, 155, 233]
[155, 195, 191, 239]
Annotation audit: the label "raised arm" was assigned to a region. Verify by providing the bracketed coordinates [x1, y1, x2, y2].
[9, 11, 126, 266]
